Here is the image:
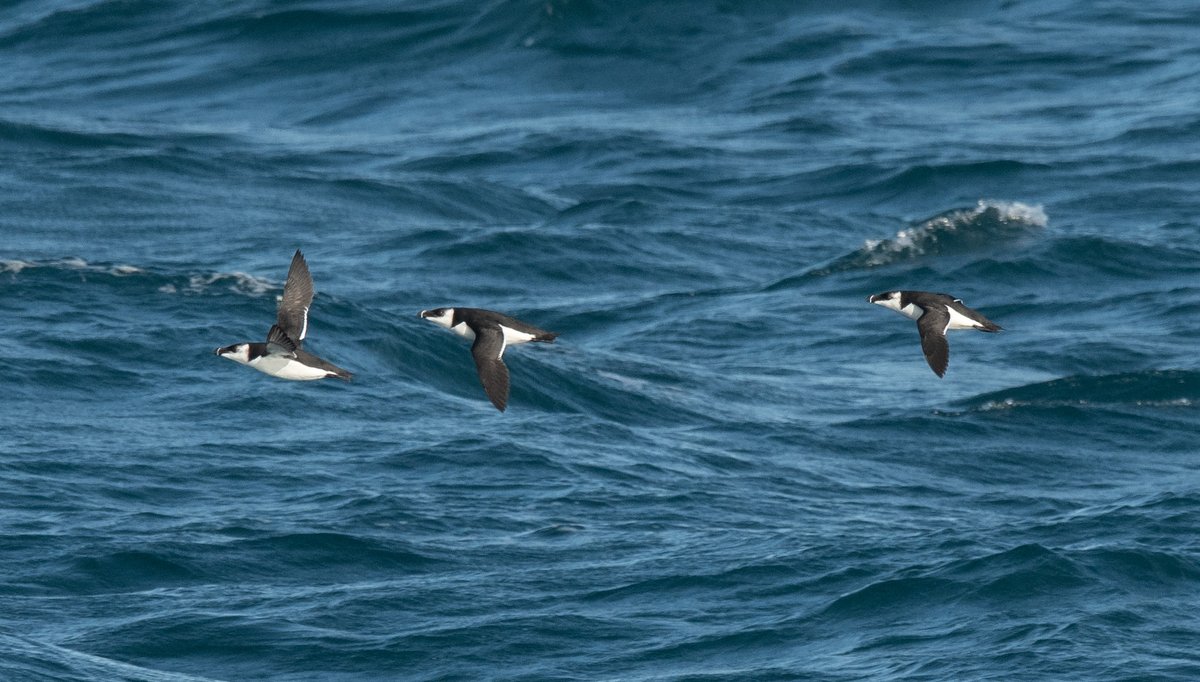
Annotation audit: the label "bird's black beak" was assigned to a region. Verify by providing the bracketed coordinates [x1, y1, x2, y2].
[418, 310, 427, 318]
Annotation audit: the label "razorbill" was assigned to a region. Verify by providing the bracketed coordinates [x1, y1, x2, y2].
[214, 250, 352, 381]
[868, 290, 1002, 377]
[418, 307, 558, 411]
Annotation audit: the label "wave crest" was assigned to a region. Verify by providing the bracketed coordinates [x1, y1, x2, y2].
[1, 257, 144, 277]
[768, 200, 1047, 288]
[860, 200, 1047, 265]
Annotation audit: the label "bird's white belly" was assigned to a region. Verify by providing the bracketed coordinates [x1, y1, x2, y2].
[945, 306, 982, 330]
[500, 325, 537, 345]
[451, 321, 538, 345]
[249, 354, 328, 380]
[898, 303, 924, 320]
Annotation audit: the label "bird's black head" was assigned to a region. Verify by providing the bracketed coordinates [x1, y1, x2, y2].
[419, 307, 456, 329]
[214, 343, 251, 364]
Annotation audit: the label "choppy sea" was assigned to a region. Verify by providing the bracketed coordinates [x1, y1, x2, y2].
[2, 1, 1200, 680]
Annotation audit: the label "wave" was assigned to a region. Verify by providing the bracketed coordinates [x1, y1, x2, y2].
[958, 370, 1200, 411]
[0, 3, 547, 89]
[821, 542, 1200, 620]
[0, 117, 152, 149]
[27, 532, 443, 596]
[858, 200, 1047, 262]
[1039, 235, 1200, 280]
[0, 629, 217, 682]
[767, 199, 1047, 288]
[1, 256, 147, 277]
[0, 256, 279, 299]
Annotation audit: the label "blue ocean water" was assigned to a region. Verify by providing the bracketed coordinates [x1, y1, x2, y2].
[2, 0, 1199, 679]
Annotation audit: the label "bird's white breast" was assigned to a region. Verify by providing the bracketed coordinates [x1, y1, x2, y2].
[450, 321, 475, 340]
[898, 302, 924, 321]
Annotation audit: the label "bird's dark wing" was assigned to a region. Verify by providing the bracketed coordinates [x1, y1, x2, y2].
[277, 250, 313, 345]
[470, 325, 510, 412]
[266, 324, 298, 357]
[916, 308, 951, 377]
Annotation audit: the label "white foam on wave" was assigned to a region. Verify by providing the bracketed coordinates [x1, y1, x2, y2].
[596, 370, 650, 390]
[1, 260, 35, 273]
[4, 258, 148, 277]
[861, 199, 1047, 264]
[976, 396, 1193, 411]
[988, 200, 1049, 226]
[183, 271, 276, 296]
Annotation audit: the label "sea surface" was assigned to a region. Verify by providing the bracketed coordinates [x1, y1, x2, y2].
[2, 1, 1199, 680]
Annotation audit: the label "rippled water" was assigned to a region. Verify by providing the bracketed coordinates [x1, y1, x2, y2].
[2, 1, 1199, 680]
